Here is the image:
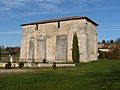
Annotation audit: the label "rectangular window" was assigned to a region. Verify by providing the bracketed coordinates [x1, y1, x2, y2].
[58, 21, 60, 28]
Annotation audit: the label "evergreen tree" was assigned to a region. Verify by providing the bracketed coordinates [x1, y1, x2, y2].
[102, 40, 106, 44]
[72, 33, 79, 63]
[110, 40, 114, 44]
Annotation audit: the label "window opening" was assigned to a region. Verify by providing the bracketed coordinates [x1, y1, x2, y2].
[58, 21, 60, 28]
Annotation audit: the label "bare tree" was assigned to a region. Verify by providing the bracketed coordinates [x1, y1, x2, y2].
[109, 38, 120, 59]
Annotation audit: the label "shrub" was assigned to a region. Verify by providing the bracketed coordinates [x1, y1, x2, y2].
[43, 58, 46, 63]
[72, 33, 79, 63]
[19, 62, 24, 69]
[5, 62, 11, 69]
[52, 62, 57, 69]
[98, 50, 109, 59]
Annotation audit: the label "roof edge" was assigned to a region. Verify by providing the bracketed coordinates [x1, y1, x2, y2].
[21, 16, 98, 26]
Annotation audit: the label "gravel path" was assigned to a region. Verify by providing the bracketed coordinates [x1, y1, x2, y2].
[0, 69, 34, 74]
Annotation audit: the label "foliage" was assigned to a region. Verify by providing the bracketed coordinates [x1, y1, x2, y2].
[108, 38, 120, 59]
[109, 45, 120, 59]
[72, 33, 79, 63]
[102, 40, 106, 44]
[19, 62, 24, 69]
[5, 62, 11, 69]
[110, 40, 114, 44]
[98, 50, 109, 59]
[99, 38, 120, 60]
[109, 38, 120, 59]
[1, 46, 20, 56]
[115, 38, 120, 44]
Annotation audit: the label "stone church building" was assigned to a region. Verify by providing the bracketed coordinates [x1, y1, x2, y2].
[20, 16, 98, 62]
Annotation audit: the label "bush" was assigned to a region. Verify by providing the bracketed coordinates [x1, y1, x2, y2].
[43, 58, 46, 63]
[52, 62, 57, 69]
[19, 62, 24, 69]
[5, 62, 11, 69]
[72, 33, 79, 63]
[98, 51, 109, 59]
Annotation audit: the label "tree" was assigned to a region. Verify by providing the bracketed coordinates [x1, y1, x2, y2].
[109, 38, 120, 59]
[110, 40, 114, 44]
[102, 40, 106, 44]
[98, 50, 109, 59]
[115, 38, 120, 44]
[72, 33, 79, 63]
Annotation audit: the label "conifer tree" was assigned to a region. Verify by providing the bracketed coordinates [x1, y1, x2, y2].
[72, 33, 79, 63]
[110, 40, 114, 44]
[102, 40, 106, 44]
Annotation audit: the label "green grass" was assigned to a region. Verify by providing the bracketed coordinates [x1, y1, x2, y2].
[0, 60, 120, 90]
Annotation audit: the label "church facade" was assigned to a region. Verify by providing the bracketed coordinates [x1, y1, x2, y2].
[20, 16, 98, 62]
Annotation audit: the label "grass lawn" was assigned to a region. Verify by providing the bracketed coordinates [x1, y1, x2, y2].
[0, 60, 120, 90]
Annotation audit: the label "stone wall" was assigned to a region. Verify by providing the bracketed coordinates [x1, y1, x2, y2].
[20, 19, 98, 62]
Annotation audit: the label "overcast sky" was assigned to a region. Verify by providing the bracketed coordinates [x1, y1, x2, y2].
[0, 0, 120, 47]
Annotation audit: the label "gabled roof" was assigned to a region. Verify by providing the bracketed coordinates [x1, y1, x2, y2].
[21, 16, 98, 26]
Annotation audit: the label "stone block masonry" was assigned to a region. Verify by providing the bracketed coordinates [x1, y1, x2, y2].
[20, 16, 98, 62]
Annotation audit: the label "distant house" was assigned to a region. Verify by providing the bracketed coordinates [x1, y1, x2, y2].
[20, 16, 98, 62]
[98, 43, 115, 52]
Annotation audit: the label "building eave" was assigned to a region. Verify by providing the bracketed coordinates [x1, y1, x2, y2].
[20, 16, 99, 26]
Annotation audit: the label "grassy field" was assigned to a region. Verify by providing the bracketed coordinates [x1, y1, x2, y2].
[0, 60, 120, 90]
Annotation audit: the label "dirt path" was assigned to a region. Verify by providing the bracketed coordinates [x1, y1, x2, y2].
[0, 69, 34, 74]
